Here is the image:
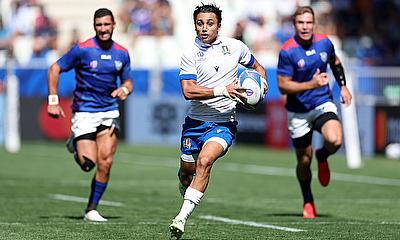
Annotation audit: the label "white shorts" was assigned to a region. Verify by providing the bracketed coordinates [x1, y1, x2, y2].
[287, 102, 338, 139]
[71, 110, 120, 138]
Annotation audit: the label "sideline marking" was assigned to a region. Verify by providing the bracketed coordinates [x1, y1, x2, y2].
[199, 215, 305, 232]
[49, 194, 124, 207]
[117, 153, 400, 187]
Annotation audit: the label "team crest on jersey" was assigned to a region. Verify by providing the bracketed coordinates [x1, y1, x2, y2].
[221, 45, 230, 55]
[114, 61, 122, 71]
[183, 138, 191, 149]
[90, 60, 97, 69]
[197, 51, 206, 61]
[320, 52, 328, 62]
[297, 59, 305, 68]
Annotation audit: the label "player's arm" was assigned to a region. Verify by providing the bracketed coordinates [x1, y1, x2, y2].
[47, 62, 65, 118]
[278, 69, 329, 95]
[329, 56, 352, 106]
[180, 79, 245, 100]
[112, 53, 133, 100]
[250, 58, 268, 96]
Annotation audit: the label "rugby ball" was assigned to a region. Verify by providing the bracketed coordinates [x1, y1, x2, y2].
[238, 69, 265, 107]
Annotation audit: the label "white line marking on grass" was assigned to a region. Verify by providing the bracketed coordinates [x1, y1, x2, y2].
[49, 194, 124, 207]
[118, 153, 400, 187]
[199, 215, 305, 232]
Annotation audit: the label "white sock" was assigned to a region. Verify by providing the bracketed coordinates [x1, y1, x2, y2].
[176, 187, 204, 220]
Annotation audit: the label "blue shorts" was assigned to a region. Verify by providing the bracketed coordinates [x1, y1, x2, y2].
[180, 117, 238, 162]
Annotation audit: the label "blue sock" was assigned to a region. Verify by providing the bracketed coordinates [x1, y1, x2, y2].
[299, 180, 313, 204]
[86, 178, 107, 212]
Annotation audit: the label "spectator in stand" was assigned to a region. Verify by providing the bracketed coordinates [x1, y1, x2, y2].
[34, 4, 57, 50]
[30, 4, 58, 64]
[275, 15, 295, 46]
[151, 0, 174, 37]
[232, 19, 246, 42]
[0, 16, 16, 51]
[127, 0, 153, 40]
[244, 14, 280, 65]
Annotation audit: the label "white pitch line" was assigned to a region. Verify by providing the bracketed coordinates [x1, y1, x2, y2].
[49, 194, 124, 207]
[117, 153, 400, 187]
[199, 215, 305, 232]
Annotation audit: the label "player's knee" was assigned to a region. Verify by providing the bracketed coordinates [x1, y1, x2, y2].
[327, 134, 342, 149]
[81, 155, 96, 172]
[196, 156, 213, 171]
[298, 156, 312, 167]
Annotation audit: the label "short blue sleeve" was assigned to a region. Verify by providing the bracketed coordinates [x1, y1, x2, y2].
[121, 53, 131, 81]
[57, 44, 80, 72]
[277, 50, 293, 77]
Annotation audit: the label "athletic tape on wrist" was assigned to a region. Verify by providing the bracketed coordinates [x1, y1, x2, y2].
[121, 86, 130, 95]
[213, 86, 230, 98]
[48, 94, 59, 105]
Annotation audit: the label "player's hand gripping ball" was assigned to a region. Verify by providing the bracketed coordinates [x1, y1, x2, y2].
[238, 69, 265, 109]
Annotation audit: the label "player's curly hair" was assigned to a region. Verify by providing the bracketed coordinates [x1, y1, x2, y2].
[292, 6, 315, 24]
[193, 3, 222, 25]
[94, 8, 115, 23]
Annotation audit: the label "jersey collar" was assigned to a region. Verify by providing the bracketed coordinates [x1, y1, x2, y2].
[195, 36, 222, 50]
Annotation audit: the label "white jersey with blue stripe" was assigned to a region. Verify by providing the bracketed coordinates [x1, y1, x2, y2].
[179, 36, 254, 122]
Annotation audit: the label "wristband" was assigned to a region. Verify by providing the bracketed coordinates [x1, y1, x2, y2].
[48, 94, 59, 105]
[213, 86, 230, 98]
[121, 86, 130, 95]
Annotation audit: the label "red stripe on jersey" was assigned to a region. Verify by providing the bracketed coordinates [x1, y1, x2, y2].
[314, 33, 328, 42]
[113, 42, 128, 52]
[281, 37, 299, 51]
[78, 38, 96, 48]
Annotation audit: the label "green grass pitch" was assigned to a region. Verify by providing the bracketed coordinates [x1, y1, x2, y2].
[0, 142, 399, 239]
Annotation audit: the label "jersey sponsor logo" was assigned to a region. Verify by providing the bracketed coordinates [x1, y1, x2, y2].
[222, 45, 230, 55]
[214, 66, 219, 72]
[101, 54, 112, 60]
[90, 60, 97, 69]
[216, 129, 222, 133]
[114, 61, 122, 71]
[183, 138, 191, 149]
[320, 52, 328, 62]
[297, 59, 305, 68]
[305, 49, 316, 56]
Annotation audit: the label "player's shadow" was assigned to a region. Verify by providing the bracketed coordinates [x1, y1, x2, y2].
[265, 212, 331, 218]
[39, 215, 122, 220]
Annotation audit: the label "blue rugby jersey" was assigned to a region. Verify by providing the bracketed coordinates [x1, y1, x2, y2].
[57, 37, 131, 112]
[277, 34, 335, 113]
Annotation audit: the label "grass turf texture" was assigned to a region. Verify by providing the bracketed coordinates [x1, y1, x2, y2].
[0, 142, 399, 239]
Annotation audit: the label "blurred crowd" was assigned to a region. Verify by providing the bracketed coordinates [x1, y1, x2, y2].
[332, 0, 400, 66]
[1, 0, 400, 67]
[118, 0, 175, 41]
[0, 0, 58, 65]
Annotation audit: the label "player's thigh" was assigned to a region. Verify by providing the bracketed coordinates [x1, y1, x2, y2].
[76, 139, 98, 163]
[96, 129, 118, 161]
[197, 140, 225, 167]
[320, 119, 342, 144]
